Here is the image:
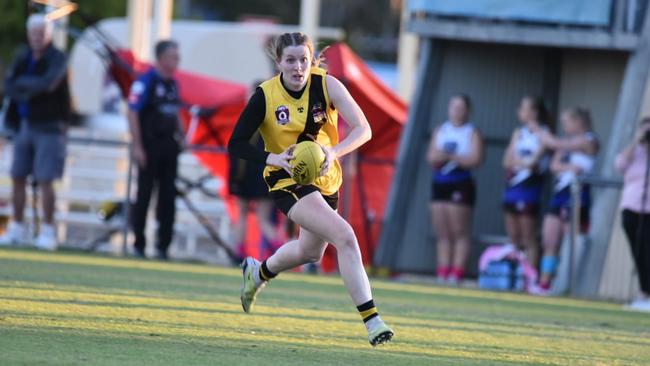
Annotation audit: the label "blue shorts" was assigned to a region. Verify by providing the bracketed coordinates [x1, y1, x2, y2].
[10, 122, 66, 182]
[548, 186, 591, 229]
[502, 183, 543, 216]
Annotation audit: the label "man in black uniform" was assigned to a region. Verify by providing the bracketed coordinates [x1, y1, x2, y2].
[127, 40, 183, 259]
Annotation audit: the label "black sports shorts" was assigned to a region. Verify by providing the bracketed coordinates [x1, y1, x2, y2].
[431, 179, 476, 207]
[270, 184, 339, 216]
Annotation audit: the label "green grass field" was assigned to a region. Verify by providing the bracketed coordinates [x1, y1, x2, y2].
[0, 248, 649, 366]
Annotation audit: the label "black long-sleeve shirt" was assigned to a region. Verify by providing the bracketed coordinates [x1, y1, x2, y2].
[228, 79, 305, 164]
[228, 88, 268, 164]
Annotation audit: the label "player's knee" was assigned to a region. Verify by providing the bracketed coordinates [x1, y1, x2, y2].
[450, 225, 468, 239]
[332, 225, 357, 251]
[436, 229, 452, 242]
[12, 176, 27, 187]
[522, 233, 537, 247]
[304, 251, 323, 263]
[39, 181, 54, 192]
[542, 239, 557, 252]
[298, 246, 324, 263]
[509, 232, 522, 247]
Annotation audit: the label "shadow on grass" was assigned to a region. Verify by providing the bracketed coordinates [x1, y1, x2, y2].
[2, 324, 566, 366]
[2, 294, 648, 363]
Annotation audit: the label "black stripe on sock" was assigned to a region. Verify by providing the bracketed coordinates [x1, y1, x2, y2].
[356, 299, 375, 312]
[260, 260, 277, 281]
[357, 299, 379, 323]
[363, 312, 379, 323]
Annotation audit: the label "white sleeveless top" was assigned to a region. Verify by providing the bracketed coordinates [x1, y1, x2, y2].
[554, 132, 597, 191]
[515, 126, 545, 162]
[435, 121, 475, 175]
[435, 121, 474, 157]
[508, 126, 550, 186]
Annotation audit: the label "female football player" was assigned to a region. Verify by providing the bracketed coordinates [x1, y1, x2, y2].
[427, 94, 484, 285]
[502, 96, 551, 267]
[228, 33, 393, 346]
[536, 108, 598, 293]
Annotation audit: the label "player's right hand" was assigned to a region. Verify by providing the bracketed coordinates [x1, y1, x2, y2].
[266, 145, 295, 174]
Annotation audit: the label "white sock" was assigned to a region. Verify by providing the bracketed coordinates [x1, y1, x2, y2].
[365, 315, 384, 332]
[252, 261, 265, 287]
[40, 224, 55, 235]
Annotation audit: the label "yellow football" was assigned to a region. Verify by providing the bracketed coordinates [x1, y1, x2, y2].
[291, 141, 325, 185]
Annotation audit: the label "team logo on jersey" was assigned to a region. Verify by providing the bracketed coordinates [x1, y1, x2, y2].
[443, 141, 458, 154]
[298, 106, 305, 113]
[156, 84, 166, 97]
[275, 105, 290, 125]
[128, 80, 145, 104]
[312, 103, 327, 125]
[452, 191, 462, 202]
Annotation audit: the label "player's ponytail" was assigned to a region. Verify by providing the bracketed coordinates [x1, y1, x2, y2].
[522, 95, 550, 126]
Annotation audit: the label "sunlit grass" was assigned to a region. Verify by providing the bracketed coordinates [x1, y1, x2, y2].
[0, 248, 649, 366]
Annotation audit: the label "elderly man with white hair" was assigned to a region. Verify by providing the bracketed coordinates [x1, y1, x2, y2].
[1, 14, 71, 250]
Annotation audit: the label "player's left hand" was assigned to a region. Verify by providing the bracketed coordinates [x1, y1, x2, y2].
[320, 145, 336, 176]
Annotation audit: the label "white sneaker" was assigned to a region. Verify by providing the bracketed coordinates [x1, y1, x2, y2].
[626, 298, 650, 312]
[447, 275, 461, 287]
[35, 224, 57, 251]
[528, 284, 551, 296]
[0, 222, 26, 246]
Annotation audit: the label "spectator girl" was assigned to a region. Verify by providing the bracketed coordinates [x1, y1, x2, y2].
[427, 94, 484, 284]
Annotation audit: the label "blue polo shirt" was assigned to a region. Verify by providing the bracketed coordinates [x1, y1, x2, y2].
[127, 67, 181, 142]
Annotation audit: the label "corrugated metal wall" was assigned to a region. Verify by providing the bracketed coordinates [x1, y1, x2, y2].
[558, 49, 626, 172]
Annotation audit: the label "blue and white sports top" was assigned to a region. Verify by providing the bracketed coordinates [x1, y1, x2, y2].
[434, 121, 475, 183]
[508, 126, 549, 186]
[515, 126, 545, 161]
[554, 132, 597, 192]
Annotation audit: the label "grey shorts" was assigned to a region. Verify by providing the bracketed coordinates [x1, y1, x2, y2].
[11, 122, 66, 182]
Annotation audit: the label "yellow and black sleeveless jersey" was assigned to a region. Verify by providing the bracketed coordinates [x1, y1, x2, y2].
[228, 68, 343, 196]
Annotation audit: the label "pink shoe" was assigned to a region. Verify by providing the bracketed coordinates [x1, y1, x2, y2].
[529, 283, 551, 296]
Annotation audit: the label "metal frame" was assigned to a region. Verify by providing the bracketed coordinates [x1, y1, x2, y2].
[408, 18, 639, 51]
